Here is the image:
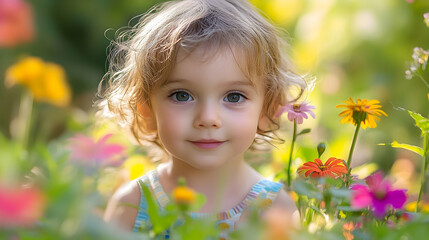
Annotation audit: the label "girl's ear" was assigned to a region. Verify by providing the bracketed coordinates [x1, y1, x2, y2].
[258, 104, 281, 133]
[137, 101, 157, 133]
[258, 113, 272, 133]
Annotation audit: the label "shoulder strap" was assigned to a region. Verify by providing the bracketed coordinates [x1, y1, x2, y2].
[133, 171, 171, 238]
[147, 170, 170, 208]
[132, 174, 151, 232]
[253, 179, 283, 209]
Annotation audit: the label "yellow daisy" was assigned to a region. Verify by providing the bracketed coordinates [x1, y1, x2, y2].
[336, 98, 387, 129]
[5, 57, 71, 107]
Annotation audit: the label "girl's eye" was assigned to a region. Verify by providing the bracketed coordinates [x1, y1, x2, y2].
[170, 91, 193, 102]
[224, 92, 246, 103]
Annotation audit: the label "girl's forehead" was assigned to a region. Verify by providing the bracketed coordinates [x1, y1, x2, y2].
[176, 44, 234, 63]
[174, 44, 260, 86]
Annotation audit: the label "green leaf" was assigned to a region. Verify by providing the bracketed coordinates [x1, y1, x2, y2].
[336, 206, 362, 212]
[188, 192, 206, 212]
[309, 205, 325, 216]
[297, 128, 311, 136]
[292, 179, 322, 200]
[141, 184, 180, 235]
[173, 217, 218, 239]
[378, 141, 423, 156]
[140, 183, 163, 234]
[408, 110, 429, 136]
[329, 188, 351, 202]
[322, 177, 343, 187]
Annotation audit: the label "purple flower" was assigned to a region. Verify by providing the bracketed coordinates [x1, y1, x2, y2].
[67, 133, 125, 167]
[276, 101, 316, 124]
[351, 172, 407, 218]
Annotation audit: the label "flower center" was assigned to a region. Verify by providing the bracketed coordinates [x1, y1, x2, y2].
[293, 104, 302, 112]
[351, 105, 366, 112]
[374, 189, 386, 200]
[352, 106, 368, 124]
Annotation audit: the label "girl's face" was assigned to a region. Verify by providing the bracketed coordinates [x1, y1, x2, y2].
[150, 46, 266, 170]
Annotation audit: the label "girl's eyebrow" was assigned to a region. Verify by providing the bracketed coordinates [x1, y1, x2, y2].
[163, 78, 255, 88]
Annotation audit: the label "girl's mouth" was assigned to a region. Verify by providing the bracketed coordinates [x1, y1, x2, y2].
[189, 139, 225, 149]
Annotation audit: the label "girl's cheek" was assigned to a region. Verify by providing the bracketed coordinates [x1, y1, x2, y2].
[159, 106, 191, 131]
[229, 110, 260, 132]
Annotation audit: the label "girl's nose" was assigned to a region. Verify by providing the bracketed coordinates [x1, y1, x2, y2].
[193, 102, 222, 129]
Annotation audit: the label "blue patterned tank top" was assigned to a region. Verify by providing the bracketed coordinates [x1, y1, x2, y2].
[132, 170, 282, 239]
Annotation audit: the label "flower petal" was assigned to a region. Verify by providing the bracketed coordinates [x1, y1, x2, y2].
[372, 198, 389, 218]
[287, 112, 296, 122]
[295, 116, 304, 124]
[351, 184, 372, 209]
[314, 158, 324, 166]
[365, 172, 384, 189]
[386, 189, 407, 209]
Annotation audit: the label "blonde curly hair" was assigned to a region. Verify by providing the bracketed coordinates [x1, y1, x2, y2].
[96, 0, 305, 156]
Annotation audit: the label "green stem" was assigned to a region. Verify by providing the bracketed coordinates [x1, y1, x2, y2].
[346, 123, 361, 187]
[417, 134, 429, 212]
[287, 120, 297, 187]
[15, 91, 33, 149]
[415, 73, 429, 90]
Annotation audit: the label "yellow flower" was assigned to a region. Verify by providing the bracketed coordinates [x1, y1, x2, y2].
[122, 155, 154, 180]
[336, 98, 387, 129]
[405, 201, 429, 213]
[5, 57, 71, 107]
[172, 185, 196, 205]
[217, 222, 230, 230]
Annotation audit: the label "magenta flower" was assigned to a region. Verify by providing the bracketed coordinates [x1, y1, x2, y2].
[276, 101, 316, 124]
[67, 133, 125, 167]
[351, 172, 407, 218]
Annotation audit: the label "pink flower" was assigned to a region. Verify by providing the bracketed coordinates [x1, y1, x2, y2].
[67, 133, 126, 167]
[0, 0, 34, 47]
[0, 185, 45, 228]
[351, 172, 407, 218]
[276, 101, 316, 124]
[424, 12, 429, 27]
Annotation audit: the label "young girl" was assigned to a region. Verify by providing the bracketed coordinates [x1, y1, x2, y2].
[99, 0, 304, 237]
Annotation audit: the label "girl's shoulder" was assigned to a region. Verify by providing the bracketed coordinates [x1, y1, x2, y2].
[270, 188, 300, 226]
[273, 189, 297, 211]
[103, 174, 146, 230]
[250, 170, 297, 217]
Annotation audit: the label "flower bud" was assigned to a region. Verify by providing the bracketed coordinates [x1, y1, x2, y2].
[317, 142, 326, 158]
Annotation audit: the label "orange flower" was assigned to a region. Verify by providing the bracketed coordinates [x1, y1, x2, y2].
[0, 0, 35, 47]
[343, 222, 356, 240]
[297, 157, 347, 178]
[262, 206, 295, 240]
[172, 185, 196, 205]
[336, 98, 387, 129]
[5, 57, 71, 107]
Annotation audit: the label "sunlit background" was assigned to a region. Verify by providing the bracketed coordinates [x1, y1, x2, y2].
[0, 0, 428, 238]
[2, 0, 427, 182]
